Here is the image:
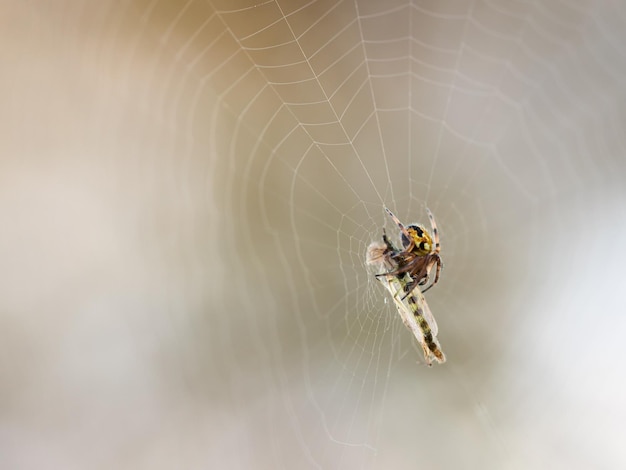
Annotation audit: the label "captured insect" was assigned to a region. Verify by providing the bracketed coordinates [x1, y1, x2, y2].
[366, 207, 445, 365]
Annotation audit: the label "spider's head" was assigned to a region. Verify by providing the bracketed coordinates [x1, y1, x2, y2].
[402, 224, 434, 256]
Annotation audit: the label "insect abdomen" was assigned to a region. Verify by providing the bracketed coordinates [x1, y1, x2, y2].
[407, 295, 445, 363]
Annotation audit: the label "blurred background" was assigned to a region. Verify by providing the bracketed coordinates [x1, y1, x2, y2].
[1, 1, 626, 468]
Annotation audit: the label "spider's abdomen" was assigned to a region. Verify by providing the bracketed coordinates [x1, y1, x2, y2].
[403, 224, 434, 256]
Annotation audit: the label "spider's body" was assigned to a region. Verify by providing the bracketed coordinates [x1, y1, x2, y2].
[377, 207, 443, 298]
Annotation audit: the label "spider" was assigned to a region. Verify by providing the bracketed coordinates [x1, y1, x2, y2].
[375, 207, 443, 299]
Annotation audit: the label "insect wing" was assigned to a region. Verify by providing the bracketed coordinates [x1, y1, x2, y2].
[380, 275, 426, 343]
[376, 273, 445, 366]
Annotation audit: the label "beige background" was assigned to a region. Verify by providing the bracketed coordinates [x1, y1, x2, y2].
[1, 1, 625, 469]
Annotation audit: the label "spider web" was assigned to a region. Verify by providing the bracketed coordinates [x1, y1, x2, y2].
[2, 0, 626, 469]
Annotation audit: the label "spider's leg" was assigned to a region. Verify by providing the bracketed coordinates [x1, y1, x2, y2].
[426, 208, 440, 254]
[375, 264, 406, 278]
[401, 278, 418, 300]
[381, 228, 397, 253]
[400, 254, 430, 286]
[384, 207, 412, 242]
[432, 256, 442, 285]
[375, 249, 417, 279]
[421, 256, 442, 293]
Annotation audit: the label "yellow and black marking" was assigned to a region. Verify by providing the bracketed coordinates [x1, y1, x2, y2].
[407, 294, 446, 363]
[385, 207, 434, 256]
[395, 274, 445, 364]
[403, 224, 433, 256]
